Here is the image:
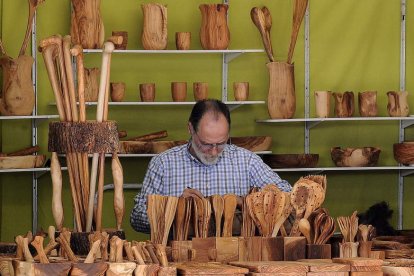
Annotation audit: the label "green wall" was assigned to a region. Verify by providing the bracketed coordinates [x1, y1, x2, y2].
[1, 0, 413, 241]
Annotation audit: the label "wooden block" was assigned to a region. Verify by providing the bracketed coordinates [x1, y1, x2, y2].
[350, 272, 382, 276]
[171, 241, 192, 262]
[246, 237, 262, 261]
[297, 260, 350, 272]
[238, 237, 249, 262]
[261, 237, 283, 261]
[70, 262, 108, 275]
[134, 264, 159, 276]
[229, 261, 308, 273]
[157, 266, 176, 276]
[332, 258, 383, 272]
[307, 273, 348, 276]
[216, 237, 239, 263]
[283, 237, 306, 261]
[12, 260, 72, 276]
[192, 237, 216, 262]
[369, 250, 385, 260]
[174, 261, 249, 275]
[382, 266, 414, 276]
[106, 262, 137, 276]
[307, 244, 331, 259]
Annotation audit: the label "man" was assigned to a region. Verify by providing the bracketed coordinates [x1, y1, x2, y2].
[130, 99, 291, 233]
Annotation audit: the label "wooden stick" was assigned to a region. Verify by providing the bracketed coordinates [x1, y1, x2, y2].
[31, 236, 49, 264]
[15, 235, 24, 260]
[154, 244, 168, 267]
[127, 130, 168, 141]
[115, 238, 124, 262]
[112, 153, 124, 230]
[109, 236, 117, 262]
[22, 237, 34, 262]
[131, 245, 146, 265]
[123, 241, 134, 261]
[101, 231, 109, 261]
[84, 239, 101, 263]
[7, 145, 40, 156]
[51, 152, 64, 230]
[56, 236, 78, 262]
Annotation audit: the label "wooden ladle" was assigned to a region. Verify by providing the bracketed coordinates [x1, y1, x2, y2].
[250, 7, 274, 62]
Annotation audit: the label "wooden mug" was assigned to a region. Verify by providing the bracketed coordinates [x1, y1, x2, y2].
[233, 82, 249, 101]
[110, 82, 126, 102]
[171, 82, 187, 102]
[111, 31, 128, 50]
[139, 83, 155, 102]
[193, 82, 208, 101]
[175, 32, 191, 50]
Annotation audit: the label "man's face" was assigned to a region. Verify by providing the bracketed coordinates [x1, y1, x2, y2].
[190, 113, 229, 165]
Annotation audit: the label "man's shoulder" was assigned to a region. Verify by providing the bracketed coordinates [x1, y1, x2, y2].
[152, 143, 189, 161]
[226, 144, 257, 156]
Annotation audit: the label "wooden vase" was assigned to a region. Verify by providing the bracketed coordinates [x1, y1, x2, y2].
[84, 67, 100, 102]
[267, 62, 295, 119]
[171, 82, 187, 101]
[333, 91, 354, 117]
[110, 82, 126, 102]
[199, 4, 230, 50]
[359, 91, 378, 117]
[233, 82, 249, 101]
[71, 0, 105, 49]
[0, 55, 35, 115]
[314, 91, 331, 118]
[141, 3, 167, 50]
[387, 91, 409, 117]
[193, 82, 208, 101]
[140, 83, 156, 102]
[176, 32, 191, 50]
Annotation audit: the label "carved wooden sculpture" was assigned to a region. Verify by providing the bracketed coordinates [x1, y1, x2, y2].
[333, 91, 354, 118]
[387, 91, 409, 117]
[199, 4, 230, 50]
[141, 3, 167, 50]
[71, 0, 105, 49]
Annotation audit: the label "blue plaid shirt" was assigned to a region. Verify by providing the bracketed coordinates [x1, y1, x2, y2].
[130, 143, 291, 233]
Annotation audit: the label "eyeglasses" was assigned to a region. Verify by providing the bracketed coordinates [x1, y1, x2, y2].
[192, 131, 229, 151]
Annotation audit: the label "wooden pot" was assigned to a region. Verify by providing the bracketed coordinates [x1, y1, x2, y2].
[139, 83, 156, 102]
[267, 62, 295, 119]
[387, 91, 409, 117]
[0, 55, 35, 115]
[141, 3, 167, 50]
[110, 82, 126, 102]
[176, 32, 191, 50]
[233, 82, 249, 101]
[333, 91, 354, 117]
[331, 146, 381, 167]
[314, 91, 331, 118]
[359, 91, 378, 117]
[199, 4, 230, 50]
[193, 82, 208, 101]
[71, 0, 105, 49]
[171, 82, 187, 101]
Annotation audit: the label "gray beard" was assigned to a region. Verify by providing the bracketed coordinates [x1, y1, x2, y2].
[191, 139, 222, 165]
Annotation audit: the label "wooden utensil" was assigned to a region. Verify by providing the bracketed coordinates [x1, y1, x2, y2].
[251, 7, 274, 62]
[287, 0, 309, 64]
[211, 194, 224, 237]
[272, 191, 292, 237]
[222, 194, 237, 237]
[261, 6, 274, 61]
[51, 152, 64, 231]
[19, 0, 45, 57]
[298, 218, 311, 243]
[290, 183, 312, 236]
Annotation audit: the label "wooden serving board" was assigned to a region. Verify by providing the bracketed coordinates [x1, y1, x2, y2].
[173, 262, 249, 275]
[229, 261, 308, 273]
[383, 266, 414, 276]
[0, 155, 45, 169]
[119, 140, 187, 154]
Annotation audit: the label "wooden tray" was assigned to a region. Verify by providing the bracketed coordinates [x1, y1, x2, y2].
[119, 140, 187, 154]
[0, 155, 45, 169]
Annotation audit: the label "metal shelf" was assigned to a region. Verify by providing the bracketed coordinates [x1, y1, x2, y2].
[83, 49, 264, 54]
[0, 115, 59, 120]
[60, 151, 273, 158]
[51, 101, 265, 106]
[273, 166, 414, 174]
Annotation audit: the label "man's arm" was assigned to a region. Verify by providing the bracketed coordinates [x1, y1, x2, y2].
[130, 157, 165, 233]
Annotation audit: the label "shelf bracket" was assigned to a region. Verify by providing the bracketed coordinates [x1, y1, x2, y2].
[401, 119, 414, 129]
[228, 104, 242, 111]
[400, 168, 414, 177]
[306, 121, 322, 129]
[224, 52, 243, 63]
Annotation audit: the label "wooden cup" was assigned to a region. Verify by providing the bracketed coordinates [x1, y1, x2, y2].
[193, 82, 208, 101]
[111, 31, 128, 50]
[171, 82, 187, 102]
[110, 82, 126, 102]
[175, 32, 191, 50]
[339, 242, 359, 258]
[139, 83, 155, 102]
[233, 82, 249, 101]
[314, 91, 331, 118]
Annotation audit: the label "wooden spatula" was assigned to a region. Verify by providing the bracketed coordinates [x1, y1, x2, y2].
[290, 183, 312, 236]
[272, 192, 292, 237]
[222, 194, 237, 237]
[210, 195, 224, 237]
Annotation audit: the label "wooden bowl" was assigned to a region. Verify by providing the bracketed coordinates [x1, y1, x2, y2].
[263, 154, 319, 168]
[331, 147, 381, 167]
[231, 136, 272, 152]
[393, 142, 414, 165]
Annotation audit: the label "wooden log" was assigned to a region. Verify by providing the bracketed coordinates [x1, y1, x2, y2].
[7, 145, 40, 156]
[283, 237, 306, 261]
[0, 155, 45, 169]
[48, 121, 119, 153]
[119, 140, 187, 154]
[71, 0, 105, 49]
[0, 55, 35, 115]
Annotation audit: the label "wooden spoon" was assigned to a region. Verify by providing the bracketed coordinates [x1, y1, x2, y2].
[272, 192, 292, 237]
[290, 183, 312, 236]
[250, 7, 274, 62]
[287, 0, 309, 64]
[19, 0, 45, 57]
[222, 194, 237, 237]
[210, 195, 224, 237]
[261, 6, 274, 61]
[298, 218, 312, 244]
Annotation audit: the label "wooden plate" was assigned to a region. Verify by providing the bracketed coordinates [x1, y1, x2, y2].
[263, 154, 319, 168]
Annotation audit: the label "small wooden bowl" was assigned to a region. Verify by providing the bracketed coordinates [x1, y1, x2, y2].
[231, 136, 272, 152]
[393, 142, 414, 165]
[263, 154, 319, 168]
[331, 147, 381, 167]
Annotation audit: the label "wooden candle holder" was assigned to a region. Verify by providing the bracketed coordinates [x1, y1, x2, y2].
[139, 83, 156, 102]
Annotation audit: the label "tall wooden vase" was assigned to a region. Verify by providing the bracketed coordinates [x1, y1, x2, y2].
[141, 3, 168, 50]
[71, 0, 105, 49]
[0, 55, 35, 115]
[267, 62, 295, 119]
[199, 4, 230, 50]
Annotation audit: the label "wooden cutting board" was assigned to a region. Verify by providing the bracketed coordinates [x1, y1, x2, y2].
[174, 262, 249, 275]
[0, 155, 45, 169]
[229, 261, 308, 273]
